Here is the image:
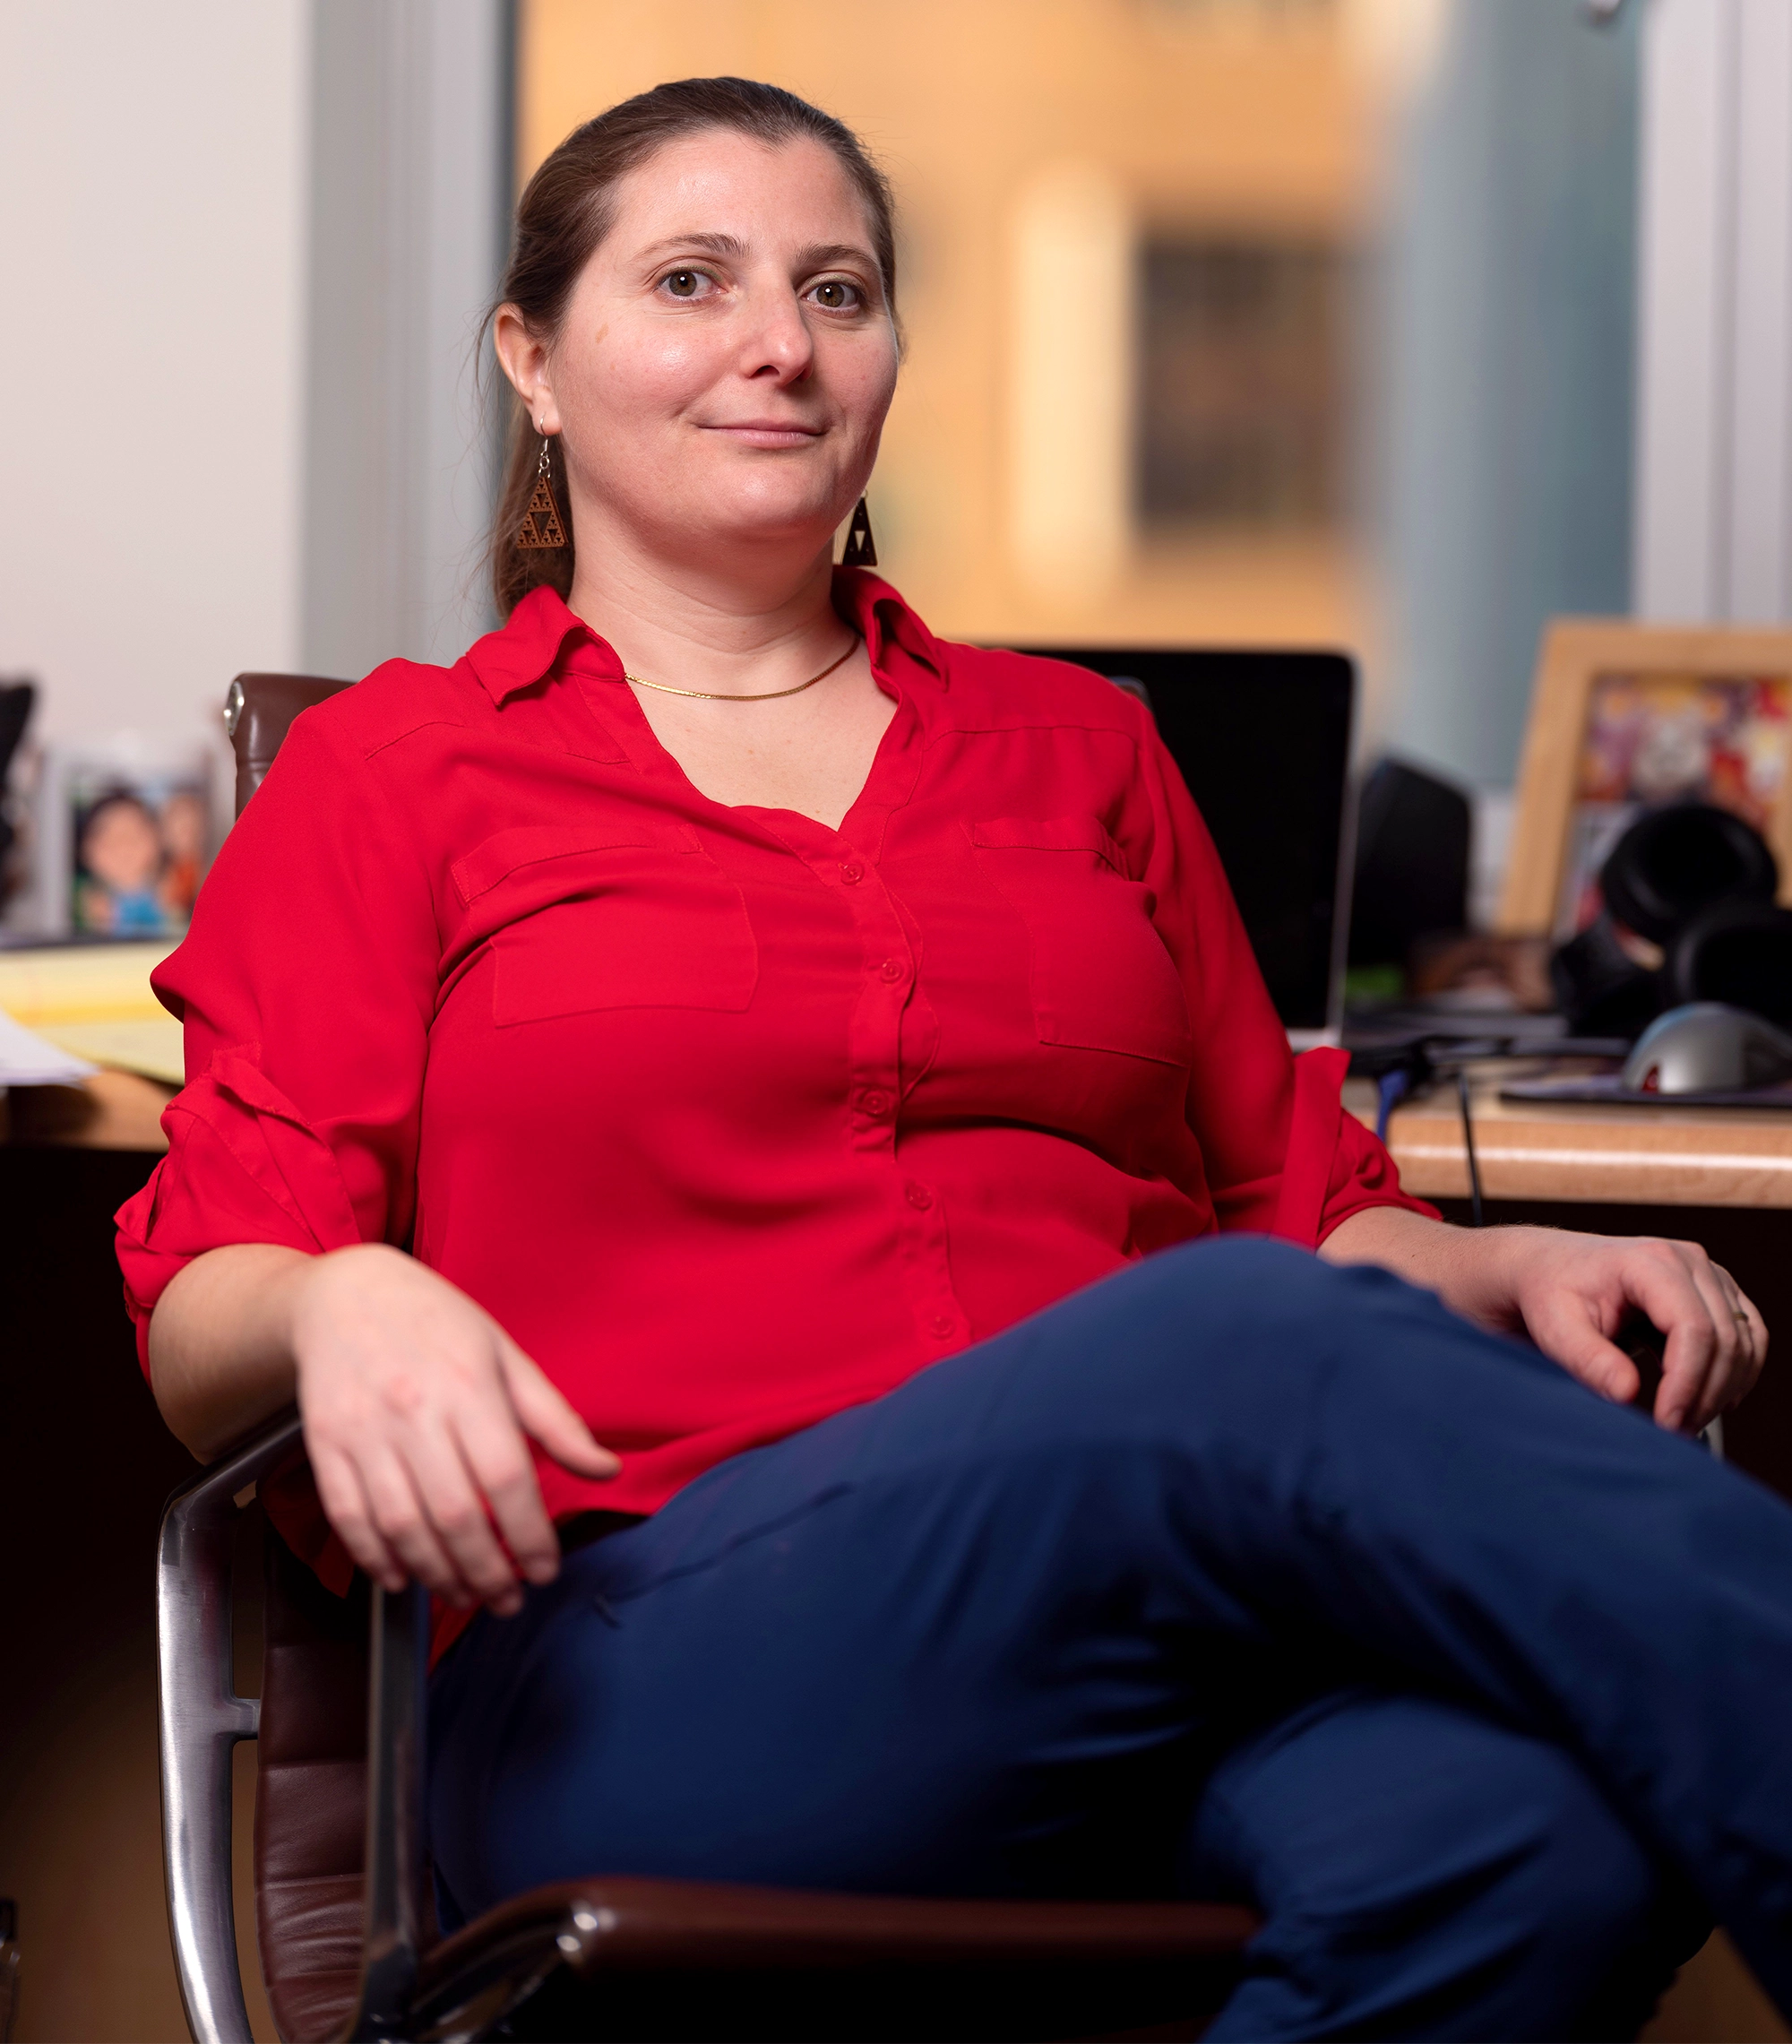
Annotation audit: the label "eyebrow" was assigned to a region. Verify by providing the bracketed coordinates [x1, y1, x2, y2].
[635, 231, 748, 263]
[634, 231, 879, 278]
[792, 241, 878, 274]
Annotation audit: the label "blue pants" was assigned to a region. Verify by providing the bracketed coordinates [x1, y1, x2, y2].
[429, 1239, 1792, 2040]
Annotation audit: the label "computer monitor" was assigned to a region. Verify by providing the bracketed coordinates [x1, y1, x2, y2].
[1016, 647, 1356, 1044]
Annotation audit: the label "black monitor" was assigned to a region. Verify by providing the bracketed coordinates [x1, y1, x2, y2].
[1015, 648, 1356, 1040]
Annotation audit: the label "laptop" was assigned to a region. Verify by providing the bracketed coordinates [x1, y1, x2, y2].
[1016, 648, 1357, 1048]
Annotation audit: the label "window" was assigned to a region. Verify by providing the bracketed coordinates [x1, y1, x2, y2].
[1136, 238, 1347, 530]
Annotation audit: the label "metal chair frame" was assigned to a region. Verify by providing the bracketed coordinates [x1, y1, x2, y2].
[158, 1413, 599, 2043]
[157, 1413, 1256, 2044]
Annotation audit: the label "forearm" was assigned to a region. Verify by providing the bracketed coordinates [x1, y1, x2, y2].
[1319, 1205, 1521, 1327]
[147, 1243, 320, 1461]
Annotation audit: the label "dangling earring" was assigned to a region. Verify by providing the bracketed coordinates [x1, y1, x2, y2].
[516, 434, 567, 550]
[840, 496, 878, 568]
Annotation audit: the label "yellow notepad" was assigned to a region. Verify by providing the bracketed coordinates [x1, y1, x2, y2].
[0, 941, 185, 1084]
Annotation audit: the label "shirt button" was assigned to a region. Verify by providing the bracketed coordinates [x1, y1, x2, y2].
[860, 1088, 892, 1117]
[840, 861, 865, 885]
[926, 1313, 956, 1340]
[905, 1181, 933, 1210]
[878, 957, 907, 983]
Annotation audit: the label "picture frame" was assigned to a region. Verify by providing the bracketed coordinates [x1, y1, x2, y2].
[20, 744, 213, 939]
[1496, 620, 1792, 937]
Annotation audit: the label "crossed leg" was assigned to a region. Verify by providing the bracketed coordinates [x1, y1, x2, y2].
[429, 1237, 1791, 2037]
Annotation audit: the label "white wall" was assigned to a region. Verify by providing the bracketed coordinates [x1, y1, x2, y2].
[303, 0, 511, 678]
[1633, 0, 1792, 622]
[0, 0, 512, 808]
[0, 0, 310, 752]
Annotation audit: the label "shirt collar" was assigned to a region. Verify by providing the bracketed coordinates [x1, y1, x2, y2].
[464, 584, 607, 706]
[831, 566, 946, 686]
[466, 569, 947, 710]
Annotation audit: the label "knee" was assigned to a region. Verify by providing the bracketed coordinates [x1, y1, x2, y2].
[1073, 1235, 1409, 1420]
[1483, 1743, 1703, 2036]
[1118, 1233, 1439, 1361]
[1191, 1697, 1686, 2040]
[1511, 1746, 1667, 1966]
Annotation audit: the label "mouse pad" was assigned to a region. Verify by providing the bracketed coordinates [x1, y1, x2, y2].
[1500, 1074, 1792, 1109]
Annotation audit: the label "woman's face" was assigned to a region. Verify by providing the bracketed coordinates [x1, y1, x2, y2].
[516, 129, 900, 566]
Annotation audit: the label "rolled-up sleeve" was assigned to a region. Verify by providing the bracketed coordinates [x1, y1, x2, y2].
[1129, 715, 1435, 1246]
[115, 707, 441, 1372]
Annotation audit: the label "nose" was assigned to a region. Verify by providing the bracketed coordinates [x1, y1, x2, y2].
[738, 278, 815, 385]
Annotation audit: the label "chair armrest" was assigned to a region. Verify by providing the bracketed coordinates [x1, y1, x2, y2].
[408, 1880, 1258, 2041]
[340, 1578, 432, 2042]
[159, 1404, 435, 2044]
[158, 1408, 305, 2044]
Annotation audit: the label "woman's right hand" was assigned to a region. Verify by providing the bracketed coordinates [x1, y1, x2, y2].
[289, 1242, 618, 1616]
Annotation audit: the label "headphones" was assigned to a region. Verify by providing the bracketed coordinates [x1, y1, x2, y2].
[1550, 803, 1792, 1036]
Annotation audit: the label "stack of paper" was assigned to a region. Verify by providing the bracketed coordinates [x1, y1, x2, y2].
[0, 939, 184, 1084]
[0, 1006, 97, 1085]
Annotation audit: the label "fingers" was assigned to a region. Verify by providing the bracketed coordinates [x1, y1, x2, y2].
[502, 1339, 621, 1480]
[451, 1390, 564, 1590]
[1709, 1264, 1768, 1411]
[292, 1251, 622, 1616]
[401, 1419, 530, 1616]
[309, 1440, 408, 1592]
[1671, 1257, 1745, 1434]
[360, 1439, 488, 1602]
[315, 1416, 537, 1614]
[1512, 1230, 1769, 1437]
[1619, 1242, 1747, 1434]
[1714, 1265, 1768, 1369]
[1527, 1302, 1640, 1408]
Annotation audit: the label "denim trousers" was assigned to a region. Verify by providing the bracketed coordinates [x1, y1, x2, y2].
[428, 1238, 1792, 2039]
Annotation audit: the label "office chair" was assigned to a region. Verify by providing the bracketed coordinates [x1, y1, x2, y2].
[151, 674, 1258, 2043]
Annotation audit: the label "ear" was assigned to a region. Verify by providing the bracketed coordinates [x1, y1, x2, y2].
[494, 305, 561, 436]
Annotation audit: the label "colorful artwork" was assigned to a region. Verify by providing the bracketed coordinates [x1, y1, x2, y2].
[70, 768, 211, 936]
[1555, 672, 1792, 938]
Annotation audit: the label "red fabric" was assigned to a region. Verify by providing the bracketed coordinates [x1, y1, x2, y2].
[117, 573, 1431, 1626]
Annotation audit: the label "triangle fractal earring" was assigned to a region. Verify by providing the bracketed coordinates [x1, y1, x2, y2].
[840, 496, 878, 568]
[517, 435, 567, 550]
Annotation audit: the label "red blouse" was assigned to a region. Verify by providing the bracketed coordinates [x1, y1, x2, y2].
[116, 572, 1426, 1596]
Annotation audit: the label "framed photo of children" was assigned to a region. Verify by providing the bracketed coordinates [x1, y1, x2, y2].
[1497, 621, 1792, 938]
[25, 748, 213, 937]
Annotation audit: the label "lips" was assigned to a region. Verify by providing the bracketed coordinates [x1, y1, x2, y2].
[702, 420, 826, 446]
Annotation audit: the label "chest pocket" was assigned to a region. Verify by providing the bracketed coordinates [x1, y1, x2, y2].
[968, 815, 1191, 1067]
[453, 824, 758, 1026]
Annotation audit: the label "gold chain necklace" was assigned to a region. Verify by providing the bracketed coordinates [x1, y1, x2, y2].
[625, 633, 861, 703]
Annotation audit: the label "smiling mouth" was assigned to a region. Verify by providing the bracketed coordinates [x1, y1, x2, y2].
[702, 421, 826, 444]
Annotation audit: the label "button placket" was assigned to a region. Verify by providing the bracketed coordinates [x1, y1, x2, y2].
[823, 851, 904, 1152]
[822, 847, 969, 1351]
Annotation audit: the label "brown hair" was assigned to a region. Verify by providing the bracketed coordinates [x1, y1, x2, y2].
[487, 77, 899, 617]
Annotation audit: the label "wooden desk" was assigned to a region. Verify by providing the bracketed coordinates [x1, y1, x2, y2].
[1, 1068, 174, 1150]
[1347, 1066, 1792, 1210]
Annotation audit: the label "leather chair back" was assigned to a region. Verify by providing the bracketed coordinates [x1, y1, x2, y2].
[224, 674, 350, 818]
[255, 1532, 372, 2043]
[218, 663, 363, 2043]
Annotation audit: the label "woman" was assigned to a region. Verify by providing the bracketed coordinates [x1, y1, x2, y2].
[121, 79, 1792, 2040]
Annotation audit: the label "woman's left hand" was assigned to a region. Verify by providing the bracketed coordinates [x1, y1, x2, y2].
[1479, 1227, 1766, 1431]
[1322, 1211, 1768, 1432]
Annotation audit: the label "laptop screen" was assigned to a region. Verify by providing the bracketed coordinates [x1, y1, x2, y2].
[1014, 647, 1357, 1037]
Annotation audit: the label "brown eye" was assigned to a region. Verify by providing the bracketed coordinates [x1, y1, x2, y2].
[813, 279, 857, 310]
[664, 271, 702, 298]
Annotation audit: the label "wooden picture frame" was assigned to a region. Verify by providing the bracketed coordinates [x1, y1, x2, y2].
[1496, 619, 1792, 936]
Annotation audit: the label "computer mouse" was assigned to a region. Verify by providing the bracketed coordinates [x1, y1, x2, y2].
[1620, 1002, 1792, 1095]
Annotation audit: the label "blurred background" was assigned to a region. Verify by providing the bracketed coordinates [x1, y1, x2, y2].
[5, 0, 1784, 876]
